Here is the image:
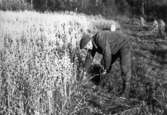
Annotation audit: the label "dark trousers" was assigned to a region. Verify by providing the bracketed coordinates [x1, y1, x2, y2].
[101, 42, 131, 96]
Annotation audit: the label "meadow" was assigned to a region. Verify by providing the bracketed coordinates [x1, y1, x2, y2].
[0, 10, 167, 115]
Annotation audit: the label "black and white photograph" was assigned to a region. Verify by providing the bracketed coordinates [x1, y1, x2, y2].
[0, 0, 167, 115]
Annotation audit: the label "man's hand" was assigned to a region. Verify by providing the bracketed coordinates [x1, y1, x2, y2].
[83, 71, 87, 77]
[82, 68, 88, 78]
[102, 69, 107, 75]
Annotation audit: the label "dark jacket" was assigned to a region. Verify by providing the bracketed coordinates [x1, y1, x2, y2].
[84, 31, 129, 72]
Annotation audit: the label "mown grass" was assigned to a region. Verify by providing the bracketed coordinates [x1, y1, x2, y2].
[0, 11, 167, 115]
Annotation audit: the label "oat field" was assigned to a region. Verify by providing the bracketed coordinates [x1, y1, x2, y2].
[0, 11, 117, 115]
[0, 11, 167, 115]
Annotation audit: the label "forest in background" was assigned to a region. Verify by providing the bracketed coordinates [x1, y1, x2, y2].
[0, 0, 167, 21]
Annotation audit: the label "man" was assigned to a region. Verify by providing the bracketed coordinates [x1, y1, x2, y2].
[151, 19, 159, 33]
[140, 17, 146, 27]
[158, 19, 166, 38]
[80, 31, 131, 98]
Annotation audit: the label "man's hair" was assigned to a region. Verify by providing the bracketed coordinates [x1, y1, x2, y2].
[80, 34, 91, 49]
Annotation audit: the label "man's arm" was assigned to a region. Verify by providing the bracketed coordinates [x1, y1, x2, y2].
[84, 48, 96, 72]
[103, 41, 112, 73]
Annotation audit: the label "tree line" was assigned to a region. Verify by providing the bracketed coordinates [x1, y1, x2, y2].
[0, 0, 167, 21]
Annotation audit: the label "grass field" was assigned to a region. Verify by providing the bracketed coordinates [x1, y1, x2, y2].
[0, 11, 167, 115]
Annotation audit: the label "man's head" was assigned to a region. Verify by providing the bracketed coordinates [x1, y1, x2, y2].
[80, 34, 93, 50]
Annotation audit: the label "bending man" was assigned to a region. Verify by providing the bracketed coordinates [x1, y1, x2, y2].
[80, 30, 132, 98]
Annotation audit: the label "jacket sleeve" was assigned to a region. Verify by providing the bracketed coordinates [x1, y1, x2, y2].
[103, 41, 112, 72]
[84, 48, 96, 72]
